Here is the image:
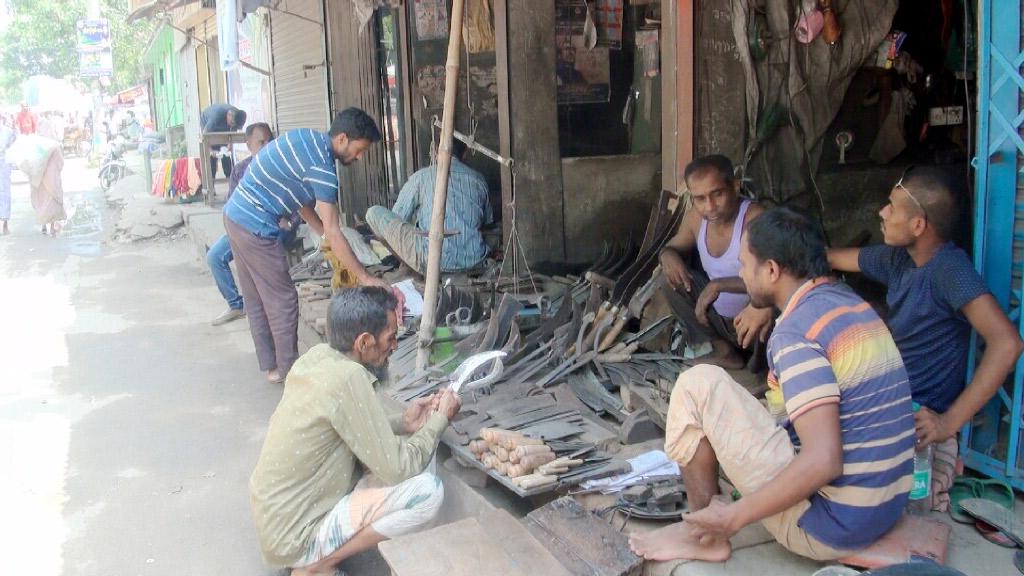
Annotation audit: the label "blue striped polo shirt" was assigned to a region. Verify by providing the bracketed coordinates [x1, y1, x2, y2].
[391, 157, 492, 271]
[768, 278, 914, 550]
[224, 129, 339, 237]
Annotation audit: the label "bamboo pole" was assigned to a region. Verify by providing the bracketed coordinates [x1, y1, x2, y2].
[416, 0, 467, 371]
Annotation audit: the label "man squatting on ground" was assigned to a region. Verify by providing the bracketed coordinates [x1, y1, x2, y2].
[828, 166, 1022, 509]
[657, 155, 773, 369]
[250, 287, 462, 576]
[223, 108, 393, 384]
[631, 207, 915, 562]
[365, 137, 492, 275]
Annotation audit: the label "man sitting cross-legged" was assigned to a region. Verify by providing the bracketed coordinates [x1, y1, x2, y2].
[249, 287, 462, 575]
[365, 138, 492, 275]
[630, 207, 914, 563]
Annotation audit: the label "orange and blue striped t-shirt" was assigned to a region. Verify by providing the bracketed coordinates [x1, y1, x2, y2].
[767, 278, 914, 550]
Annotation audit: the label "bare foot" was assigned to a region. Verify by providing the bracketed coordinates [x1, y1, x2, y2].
[629, 521, 732, 563]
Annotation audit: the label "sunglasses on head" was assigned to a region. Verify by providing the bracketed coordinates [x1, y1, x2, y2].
[894, 166, 928, 225]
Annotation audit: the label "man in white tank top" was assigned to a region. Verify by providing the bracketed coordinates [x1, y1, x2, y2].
[657, 155, 772, 369]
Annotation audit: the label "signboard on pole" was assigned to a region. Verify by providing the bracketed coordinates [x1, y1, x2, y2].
[77, 18, 113, 77]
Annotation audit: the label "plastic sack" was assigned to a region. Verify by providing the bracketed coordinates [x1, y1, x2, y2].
[7, 134, 60, 184]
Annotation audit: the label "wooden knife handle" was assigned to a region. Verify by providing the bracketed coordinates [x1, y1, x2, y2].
[598, 315, 627, 352]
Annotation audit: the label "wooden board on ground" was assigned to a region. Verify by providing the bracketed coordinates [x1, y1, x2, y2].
[525, 496, 642, 576]
[378, 511, 572, 576]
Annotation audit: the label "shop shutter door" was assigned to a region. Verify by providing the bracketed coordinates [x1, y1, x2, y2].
[270, 0, 330, 132]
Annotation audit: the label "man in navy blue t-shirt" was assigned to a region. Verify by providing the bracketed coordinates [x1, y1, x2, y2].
[829, 167, 1021, 496]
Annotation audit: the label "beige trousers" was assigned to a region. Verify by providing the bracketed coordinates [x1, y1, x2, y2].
[664, 364, 853, 560]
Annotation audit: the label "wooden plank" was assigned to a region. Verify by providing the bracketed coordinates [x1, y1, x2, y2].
[677, 0, 695, 172]
[525, 497, 642, 576]
[505, 0, 565, 264]
[378, 517, 508, 576]
[660, 0, 677, 194]
[379, 512, 572, 576]
[493, 0, 513, 252]
[480, 509, 574, 576]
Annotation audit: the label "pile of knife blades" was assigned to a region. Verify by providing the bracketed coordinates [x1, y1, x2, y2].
[385, 190, 690, 441]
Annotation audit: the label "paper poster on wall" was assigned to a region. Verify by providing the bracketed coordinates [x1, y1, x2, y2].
[595, 0, 623, 48]
[417, 65, 446, 108]
[227, 16, 272, 126]
[415, 0, 449, 41]
[556, 0, 610, 104]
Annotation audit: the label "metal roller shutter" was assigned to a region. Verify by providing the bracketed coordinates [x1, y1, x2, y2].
[270, 0, 330, 133]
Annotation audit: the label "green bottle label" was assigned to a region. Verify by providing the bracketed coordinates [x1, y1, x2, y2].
[910, 469, 930, 500]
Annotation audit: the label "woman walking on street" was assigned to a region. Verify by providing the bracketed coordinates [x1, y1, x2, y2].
[0, 116, 15, 234]
[31, 140, 65, 236]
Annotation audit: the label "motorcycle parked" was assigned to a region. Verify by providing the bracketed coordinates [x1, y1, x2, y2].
[98, 137, 128, 191]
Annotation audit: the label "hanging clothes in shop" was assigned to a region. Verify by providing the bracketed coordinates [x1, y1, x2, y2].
[730, 0, 898, 203]
[151, 157, 203, 200]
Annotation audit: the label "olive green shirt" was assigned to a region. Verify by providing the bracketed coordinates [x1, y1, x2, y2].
[249, 343, 449, 566]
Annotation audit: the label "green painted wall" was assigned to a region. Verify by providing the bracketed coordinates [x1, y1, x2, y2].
[144, 26, 183, 130]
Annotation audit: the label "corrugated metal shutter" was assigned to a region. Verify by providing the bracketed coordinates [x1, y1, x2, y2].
[270, 0, 329, 132]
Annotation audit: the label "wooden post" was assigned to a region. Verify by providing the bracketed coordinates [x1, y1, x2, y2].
[494, 0, 512, 252]
[416, 0, 466, 371]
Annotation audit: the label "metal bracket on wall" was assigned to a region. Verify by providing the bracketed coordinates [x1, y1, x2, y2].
[302, 62, 326, 78]
[431, 117, 513, 168]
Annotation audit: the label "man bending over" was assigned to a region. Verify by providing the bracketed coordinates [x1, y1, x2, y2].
[631, 207, 914, 562]
[250, 287, 461, 575]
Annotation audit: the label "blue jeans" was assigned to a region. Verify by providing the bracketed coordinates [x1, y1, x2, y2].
[207, 234, 243, 310]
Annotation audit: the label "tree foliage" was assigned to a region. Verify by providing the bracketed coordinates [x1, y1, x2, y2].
[0, 0, 155, 103]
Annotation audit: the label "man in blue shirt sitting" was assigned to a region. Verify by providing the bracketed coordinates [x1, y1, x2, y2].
[365, 138, 492, 274]
[829, 166, 1022, 511]
[223, 107, 389, 384]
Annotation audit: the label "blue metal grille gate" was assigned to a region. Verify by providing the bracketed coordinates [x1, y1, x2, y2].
[961, 0, 1024, 489]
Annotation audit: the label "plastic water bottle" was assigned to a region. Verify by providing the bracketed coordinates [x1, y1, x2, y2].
[908, 402, 933, 515]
